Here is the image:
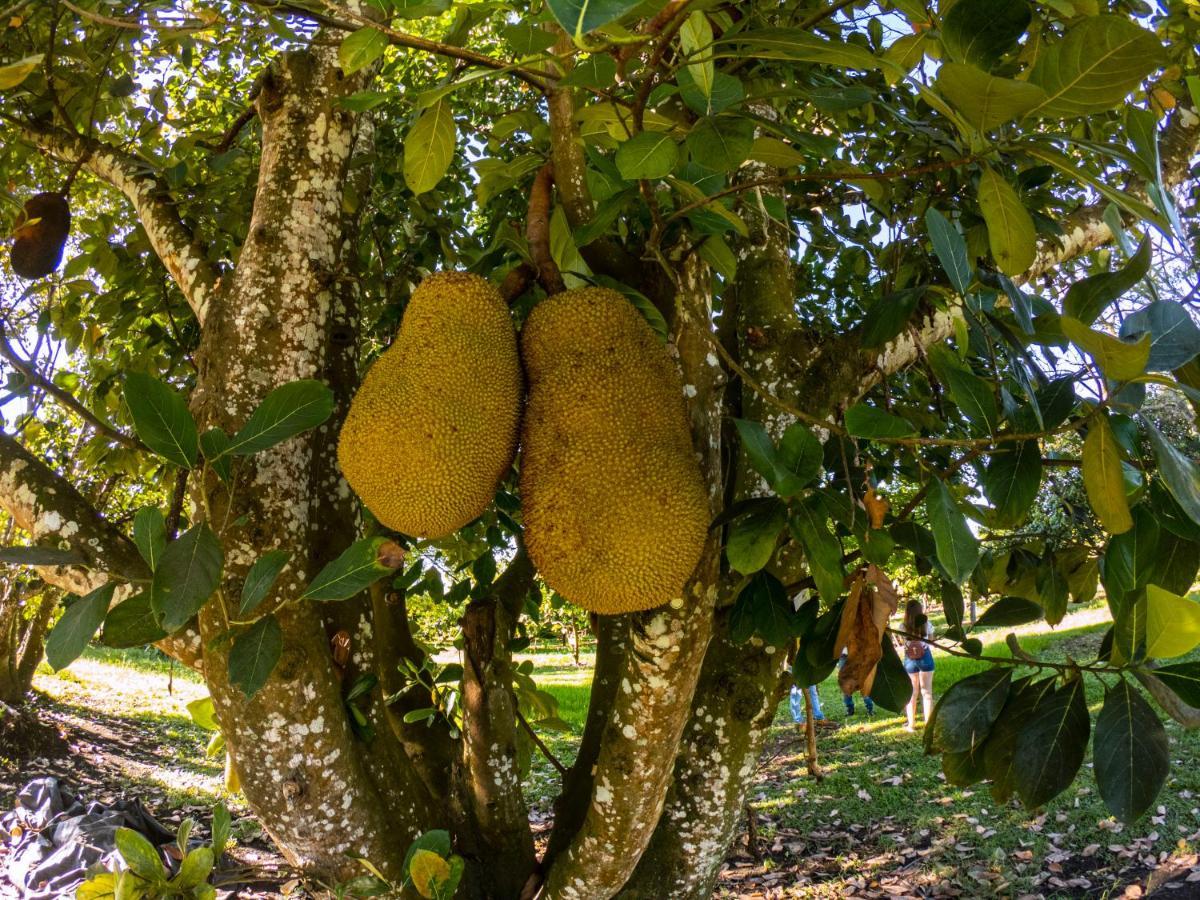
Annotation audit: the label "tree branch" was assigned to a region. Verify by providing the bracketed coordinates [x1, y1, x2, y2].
[16, 119, 220, 324]
[528, 164, 565, 296]
[0, 323, 145, 451]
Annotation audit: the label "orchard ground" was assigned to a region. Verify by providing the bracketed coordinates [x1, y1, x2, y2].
[4, 604, 1200, 899]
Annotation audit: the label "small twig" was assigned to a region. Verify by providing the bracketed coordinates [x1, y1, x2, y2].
[527, 164, 566, 296]
[199, 103, 259, 153]
[798, 0, 861, 30]
[516, 709, 568, 777]
[0, 324, 145, 451]
[60, 0, 211, 31]
[165, 468, 188, 539]
[803, 687, 822, 778]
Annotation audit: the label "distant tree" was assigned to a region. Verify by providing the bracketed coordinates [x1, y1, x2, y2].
[0, 1, 1198, 897]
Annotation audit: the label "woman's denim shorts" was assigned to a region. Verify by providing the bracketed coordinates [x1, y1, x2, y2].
[903, 648, 935, 674]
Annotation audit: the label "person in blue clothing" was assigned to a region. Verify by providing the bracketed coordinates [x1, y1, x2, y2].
[789, 683, 823, 724]
[902, 599, 936, 732]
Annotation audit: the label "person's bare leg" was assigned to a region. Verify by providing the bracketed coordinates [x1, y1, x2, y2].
[906, 672, 920, 731]
[919, 670, 935, 724]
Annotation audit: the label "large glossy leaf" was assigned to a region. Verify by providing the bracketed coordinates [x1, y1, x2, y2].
[925, 668, 1011, 754]
[45, 584, 114, 671]
[545, 0, 641, 39]
[977, 166, 1036, 276]
[240, 549, 292, 615]
[925, 208, 972, 294]
[101, 592, 167, 648]
[844, 404, 916, 438]
[115, 827, 166, 882]
[935, 64, 1047, 131]
[984, 676, 1054, 803]
[1061, 317, 1150, 382]
[1082, 413, 1133, 534]
[0, 55, 43, 90]
[1094, 680, 1168, 822]
[860, 287, 925, 349]
[729, 571, 795, 647]
[869, 635, 912, 714]
[225, 380, 335, 456]
[228, 614, 282, 698]
[928, 345, 999, 432]
[133, 507, 166, 571]
[616, 131, 679, 180]
[1144, 584, 1200, 660]
[726, 501, 786, 574]
[1037, 555, 1069, 626]
[1013, 676, 1090, 808]
[302, 537, 398, 601]
[715, 28, 890, 72]
[941, 0, 1030, 70]
[124, 373, 198, 468]
[1152, 661, 1200, 708]
[732, 418, 811, 497]
[1144, 421, 1200, 526]
[685, 117, 754, 173]
[981, 440, 1041, 527]
[789, 502, 843, 605]
[679, 11, 714, 109]
[151, 524, 224, 632]
[1063, 236, 1151, 326]
[404, 100, 456, 195]
[1029, 15, 1165, 118]
[925, 478, 979, 585]
[975, 595, 1043, 628]
[338, 27, 387, 75]
[1120, 302, 1200, 372]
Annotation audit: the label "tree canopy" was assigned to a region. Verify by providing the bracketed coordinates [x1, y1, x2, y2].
[1, 0, 1199, 897]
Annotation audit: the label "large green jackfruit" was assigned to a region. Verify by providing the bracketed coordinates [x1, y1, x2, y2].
[520, 287, 709, 614]
[338, 272, 521, 538]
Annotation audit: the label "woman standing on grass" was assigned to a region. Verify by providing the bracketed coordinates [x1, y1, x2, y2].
[902, 599, 936, 732]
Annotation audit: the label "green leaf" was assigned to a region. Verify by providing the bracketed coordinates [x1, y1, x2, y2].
[1063, 236, 1151, 326]
[748, 137, 806, 168]
[935, 64, 1047, 131]
[240, 549, 291, 615]
[1144, 421, 1200, 526]
[730, 571, 795, 647]
[224, 380, 335, 456]
[925, 208, 972, 295]
[981, 441, 1041, 528]
[977, 166, 1036, 277]
[132, 507, 166, 571]
[186, 696, 219, 730]
[941, 0, 1030, 70]
[679, 11, 714, 107]
[927, 345, 1000, 432]
[870, 633, 913, 714]
[1028, 15, 1165, 118]
[943, 744, 988, 788]
[200, 428, 233, 483]
[1093, 680, 1169, 823]
[404, 100, 456, 195]
[0, 55, 43, 90]
[974, 595, 1043, 628]
[686, 117, 754, 173]
[731, 418, 810, 497]
[545, 0, 641, 40]
[984, 677, 1054, 803]
[338, 27, 388, 75]
[211, 802, 231, 858]
[302, 537, 397, 601]
[1013, 676, 1091, 809]
[101, 592, 167, 649]
[1037, 555, 1069, 626]
[115, 827, 166, 882]
[228, 614, 282, 698]
[152, 524, 224, 633]
[726, 501, 786, 574]
[717, 28, 893, 72]
[1082, 413, 1133, 534]
[1120, 302, 1200, 372]
[173, 847, 215, 890]
[1061, 317, 1150, 383]
[844, 404, 916, 438]
[860, 288, 925, 349]
[1023, 145, 1168, 232]
[678, 69, 744, 117]
[124, 373, 198, 468]
[926, 668, 1011, 754]
[1144, 584, 1200, 660]
[1152, 661, 1200, 708]
[615, 131, 679, 180]
[777, 424, 822, 489]
[925, 478, 979, 585]
[45, 584, 114, 671]
[789, 501, 844, 605]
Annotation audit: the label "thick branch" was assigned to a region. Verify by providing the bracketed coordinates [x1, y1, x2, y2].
[18, 120, 220, 323]
[528, 164, 566, 295]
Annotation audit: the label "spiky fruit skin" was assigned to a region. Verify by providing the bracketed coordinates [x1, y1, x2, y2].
[520, 287, 709, 614]
[337, 272, 521, 539]
[11, 193, 70, 280]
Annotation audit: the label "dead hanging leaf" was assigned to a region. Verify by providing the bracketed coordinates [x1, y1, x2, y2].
[864, 485, 889, 530]
[832, 574, 864, 662]
[838, 565, 901, 696]
[376, 539, 406, 569]
[409, 848, 452, 899]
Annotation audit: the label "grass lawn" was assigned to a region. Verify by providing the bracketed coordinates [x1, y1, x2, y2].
[14, 608, 1200, 897]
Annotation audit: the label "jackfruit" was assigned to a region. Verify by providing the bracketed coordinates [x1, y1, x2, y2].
[520, 287, 709, 614]
[10, 193, 70, 280]
[338, 272, 522, 538]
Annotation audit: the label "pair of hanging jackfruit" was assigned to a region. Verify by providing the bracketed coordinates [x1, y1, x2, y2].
[336, 272, 709, 614]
